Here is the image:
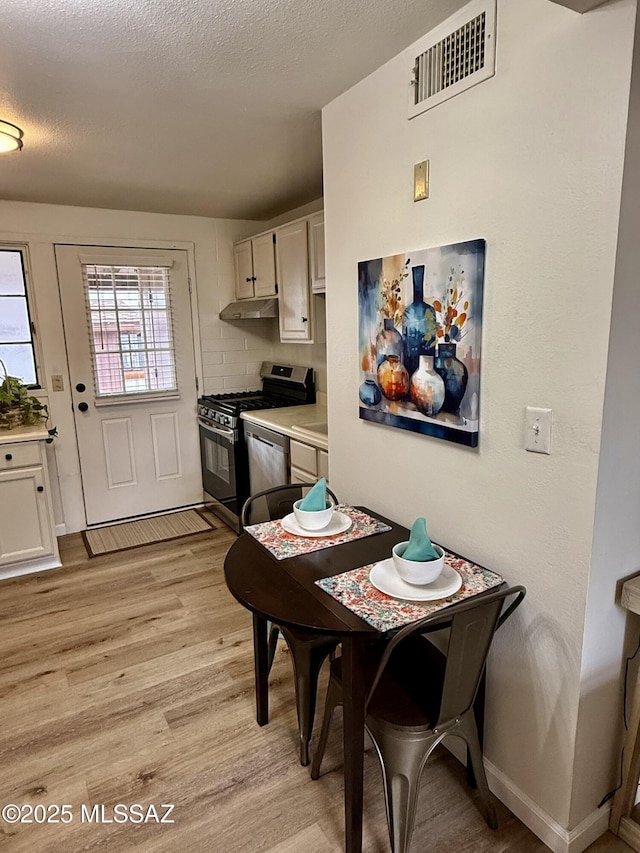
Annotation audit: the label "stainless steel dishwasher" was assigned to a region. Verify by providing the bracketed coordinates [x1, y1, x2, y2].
[245, 422, 290, 494]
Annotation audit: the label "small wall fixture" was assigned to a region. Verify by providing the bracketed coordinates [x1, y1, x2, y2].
[0, 120, 24, 153]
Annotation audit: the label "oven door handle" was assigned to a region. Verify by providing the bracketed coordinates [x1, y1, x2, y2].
[198, 419, 235, 440]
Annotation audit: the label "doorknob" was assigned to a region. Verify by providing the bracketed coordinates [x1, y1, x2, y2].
[75, 383, 86, 393]
[77, 402, 89, 412]
[37, 486, 44, 493]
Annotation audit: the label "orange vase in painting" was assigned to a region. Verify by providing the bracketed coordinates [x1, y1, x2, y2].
[377, 355, 409, 402]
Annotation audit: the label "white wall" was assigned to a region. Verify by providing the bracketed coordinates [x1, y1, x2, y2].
[322, 0, 635, 842]
[0, 200, 261, 531]
[575, 0, 640, 828]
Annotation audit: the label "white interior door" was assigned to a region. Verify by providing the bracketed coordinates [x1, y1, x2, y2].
[55, 245, 202, 526]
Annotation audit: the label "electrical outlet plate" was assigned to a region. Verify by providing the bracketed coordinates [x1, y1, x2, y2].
[414, 160, 429, 201]
[525, 407, 552, 454]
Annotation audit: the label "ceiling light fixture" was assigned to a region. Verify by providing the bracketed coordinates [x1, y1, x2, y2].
[0, 120, 24, 153]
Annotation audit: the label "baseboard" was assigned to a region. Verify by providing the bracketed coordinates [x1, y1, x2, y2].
[485, 759, 611, 853]
[0, 554, 62, 581]
[55, 523, 67, 537]
[618, 815, 640, 849]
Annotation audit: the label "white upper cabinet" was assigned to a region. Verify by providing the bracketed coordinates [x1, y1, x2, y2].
[233, 240, 254, 299]
[232, 210, 324, 342]
[308, 212, 325, 294]
[276, 219, 313, 343]
[233, 232, 277, 300]
[252, 232, 278, 297]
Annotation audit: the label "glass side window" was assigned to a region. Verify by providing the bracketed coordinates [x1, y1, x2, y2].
[0, 249, 38, 385]
[82, 264, 177, 397]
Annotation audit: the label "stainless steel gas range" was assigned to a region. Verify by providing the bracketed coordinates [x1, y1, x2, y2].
[198, 362, 315, 531]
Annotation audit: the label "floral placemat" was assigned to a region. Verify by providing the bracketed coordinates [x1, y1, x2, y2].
[244, 505, 392, 560]
[315, 552, 504, 632]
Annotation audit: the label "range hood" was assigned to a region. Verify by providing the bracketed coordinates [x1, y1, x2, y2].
[219, 298, 278, 320]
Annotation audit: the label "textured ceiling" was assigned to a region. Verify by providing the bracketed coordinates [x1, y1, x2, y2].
[0, 0, 464, 220]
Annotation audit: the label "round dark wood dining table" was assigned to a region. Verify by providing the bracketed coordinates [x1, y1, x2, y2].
[224, 507, 408, 853]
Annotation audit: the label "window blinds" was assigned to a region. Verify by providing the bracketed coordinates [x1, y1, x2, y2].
[82, 263, 177, 397]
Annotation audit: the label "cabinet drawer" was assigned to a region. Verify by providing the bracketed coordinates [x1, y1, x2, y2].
[290, 465, 316, 485]
[0, 442, 41, 469]
[290, 439, 317, 476]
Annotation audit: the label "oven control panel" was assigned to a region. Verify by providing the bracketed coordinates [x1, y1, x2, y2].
[198, 406, 235, 429]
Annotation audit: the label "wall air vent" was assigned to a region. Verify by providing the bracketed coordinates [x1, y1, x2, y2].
[409, 0, 496, 120]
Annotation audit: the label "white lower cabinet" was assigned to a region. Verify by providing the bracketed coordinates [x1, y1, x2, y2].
[0, 437, 61, 579]
[290, 468, 315, 485]
[317, 450, 329, 482]
[290, 439, 329, 486]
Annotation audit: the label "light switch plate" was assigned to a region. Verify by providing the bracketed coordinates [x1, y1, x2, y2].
[414, 160, 429, 201]
[51, 374, 64, 392]
[525, 407, 552, 454]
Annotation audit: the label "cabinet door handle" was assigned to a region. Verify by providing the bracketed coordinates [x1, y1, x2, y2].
[246, 277, 252, 282]
[5, 453, 12, 460]
[301, 317, 308, 323]
[251, 276, 256, 281]
[37, 486, 44, 493]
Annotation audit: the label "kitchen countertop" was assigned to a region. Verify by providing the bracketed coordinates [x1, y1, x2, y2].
[241, 404, 328, 451]
[0, 423, 52, 444]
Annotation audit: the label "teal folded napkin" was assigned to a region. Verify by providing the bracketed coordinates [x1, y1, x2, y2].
[402, 517, 439, 561]
[299, 478, 329, 511]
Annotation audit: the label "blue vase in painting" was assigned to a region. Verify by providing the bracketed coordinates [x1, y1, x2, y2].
[375, 318, 403, 367]
[402, 265, 437, 377]
[359, 374, 382, 407]
[434, 342, 468, 414]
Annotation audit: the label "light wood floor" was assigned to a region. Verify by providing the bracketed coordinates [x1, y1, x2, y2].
[0, 524, 633, 853]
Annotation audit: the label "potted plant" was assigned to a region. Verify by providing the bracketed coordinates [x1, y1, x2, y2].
[0, 360, 57, 440]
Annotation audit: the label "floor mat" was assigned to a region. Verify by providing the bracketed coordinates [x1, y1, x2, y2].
[82, 508, 218, 557]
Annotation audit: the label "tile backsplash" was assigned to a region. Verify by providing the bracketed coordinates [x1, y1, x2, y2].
[199, 295, 327, 396]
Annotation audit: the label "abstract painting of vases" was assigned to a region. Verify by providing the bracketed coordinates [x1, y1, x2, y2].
[358, 239, 485, 447]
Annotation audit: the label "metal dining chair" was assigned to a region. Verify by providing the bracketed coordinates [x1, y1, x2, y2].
[311, 584, 527, 853]
[241, 483, 342, 766]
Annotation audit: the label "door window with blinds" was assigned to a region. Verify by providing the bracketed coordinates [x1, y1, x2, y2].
[82, 262, 178, 398]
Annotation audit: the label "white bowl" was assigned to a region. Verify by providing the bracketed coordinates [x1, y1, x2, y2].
[391, 541, 445, 585]
[293, 498, 335, 531]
